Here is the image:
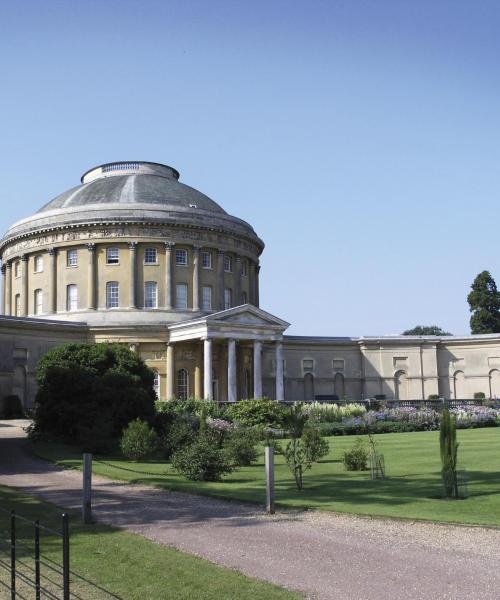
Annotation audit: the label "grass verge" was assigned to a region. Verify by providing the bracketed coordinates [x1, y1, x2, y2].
[0, 485, 301, 600]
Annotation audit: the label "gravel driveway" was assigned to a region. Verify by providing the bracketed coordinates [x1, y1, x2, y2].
[0, 420, 499, 600]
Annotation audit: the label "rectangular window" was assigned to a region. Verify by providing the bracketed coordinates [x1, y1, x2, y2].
[224, 255, 232, 273]
[224, 288, 232, 310]
[14, 262, 20, 278]
[67, 284, 78, 311]
[67, 249, 78, 267]
[34, 289, 43, 315]
[241, 291, 248, 304]
[202, 286, 212, 310]
[144, 281, 158, 308]
[333, 359, 345, 371]
[303, 359, 314, 372]
[152, 369, 160, 398]
[201, 251, 212, 269]
[34, 256, 43, 273]
[175, 283, 188, 309]
[176, 249, 188, 266]
[106, 248, 120, 265]
[144, 248, 158, 264]
[241, 260, 248, 276]
[107, 282, 119, 308]
[15, 294, 20, 316]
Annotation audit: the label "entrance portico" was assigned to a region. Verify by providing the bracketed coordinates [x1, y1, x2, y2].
[167, 304, 290, 401]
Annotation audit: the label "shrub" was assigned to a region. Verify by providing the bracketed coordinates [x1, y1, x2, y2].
[226, 399, 287, 428]
[305, 402, 366, 423]
[302, 427, 329, 463]
[171, 437, 234, 481]
[162, 417, 197, 459]
[0, 395, 24, 419]
[474, 392, 486, 399]
[342, 438, 368, 471]
[31, 343, 155, 444]
[224, 429, 259, 466]
[155, 398, 227, 420]
[120, 419, 159, 461]
[428, 394, 440, 400]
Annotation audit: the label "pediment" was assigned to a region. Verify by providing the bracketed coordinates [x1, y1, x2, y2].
[206, 305, 290, 330]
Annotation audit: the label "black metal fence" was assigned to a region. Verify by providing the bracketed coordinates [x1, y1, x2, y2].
[0, 506, 122, 600]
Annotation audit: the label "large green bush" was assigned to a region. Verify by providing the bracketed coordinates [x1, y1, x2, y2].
[171, 437, 234, 481]
[224, 429, 259, 466]
[31, 343, 156, 444]
[120, 419, 159, 461]
[226, 399, 287, 428]
[342, 438, 368, 471]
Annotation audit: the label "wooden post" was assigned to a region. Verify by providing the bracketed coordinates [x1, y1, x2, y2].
[82, 453, 92, 524]
[265, 446, 275, 514]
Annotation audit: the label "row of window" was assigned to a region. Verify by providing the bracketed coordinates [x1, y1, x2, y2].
[26, 283, 247, 314]
[15, 248, 250, 274]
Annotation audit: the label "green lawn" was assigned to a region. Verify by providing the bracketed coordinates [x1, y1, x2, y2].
[33, 428, 500, 527]
[0, 485, 300, 600]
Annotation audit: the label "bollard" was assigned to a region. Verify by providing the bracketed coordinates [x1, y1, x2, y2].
[82, 453, 93, 524]
[265, 446, 275, 514]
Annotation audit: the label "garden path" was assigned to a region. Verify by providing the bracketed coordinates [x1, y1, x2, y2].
[1, 420, 499, 600]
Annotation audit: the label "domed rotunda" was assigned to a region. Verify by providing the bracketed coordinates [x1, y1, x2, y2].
[0, 161, 289, 402]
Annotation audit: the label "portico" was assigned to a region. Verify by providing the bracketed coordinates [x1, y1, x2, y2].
[167, 305, 290, 401]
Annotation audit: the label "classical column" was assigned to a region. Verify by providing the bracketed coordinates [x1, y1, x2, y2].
[21, 255, 28, 316]
[275, 340, 284, 401]
[4, 262, 11, 316]
[235, 256, 242, 306]
[164, 242, 175, 310]
[48, 248, 58, 314]
[255, 265, 260, 307]
[192, 246, 200, 311]
[253, 340, 263, 399]
[166, 343, 175, 399]
[228, 339, 237, 403]
[203, 338, 213, 400]
[194, 343, 203, 399]
[129, 242, 137, 309]
[87, 244, 97, 309]
[1, 265, 5, 315]
[217, 250, 225, 310]
[249, 262, 256, 305]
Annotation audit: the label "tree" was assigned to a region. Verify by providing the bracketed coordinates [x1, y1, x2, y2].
[31, 343, 156, 445]
[440, 409, 459, 499]
[467, 271, 500, 334]
[402, 325, 451, 336]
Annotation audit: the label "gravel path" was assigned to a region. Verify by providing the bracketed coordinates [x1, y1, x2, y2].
[1, 420, 499, 600]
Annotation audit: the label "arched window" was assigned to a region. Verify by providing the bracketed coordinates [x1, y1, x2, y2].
[67, 284, 78, 311]
[177, 368, 189, 400]
[224, 288, 232, 310]
[34, 289, 43, 315]
[334, 372, 345, 398]
[152, 369, 160, 398]
[394, 370, 407, 400]
[304, 372, 314, 401]
[241, 291, 248, 305]
[489, 369, 500, 399]
[453, 370, 466, 399]
[106, 282, 119, 308]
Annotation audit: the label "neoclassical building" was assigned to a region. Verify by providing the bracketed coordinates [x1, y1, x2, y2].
[1, 160, 500, 407]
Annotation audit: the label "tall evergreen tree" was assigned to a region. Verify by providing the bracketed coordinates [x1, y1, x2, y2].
[467, 271, 500, 334]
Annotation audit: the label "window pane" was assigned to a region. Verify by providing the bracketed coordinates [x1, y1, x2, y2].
[177, 369, 189, 400]
[202, 286, 212, 310]
[67, 285, 78, 311]
[34, 256, 43, 273]
[107, 282, 119, 308]
[145, 248, 157, 264]
[145, 281, 158, 308]
[152, 369, 160, 398]
[241, 291, 247, 304]
[202, 251, 212, 269]
[241, 260, 248, 276]
[176, 283, 188, 309]
[15, 295, 20, 316]
[224, 255, 232, 272]
[67, 250, 78, 267]
[107, 248, 119, 264]
[224, 288, 232, 310]
[176, 249, 188, 266]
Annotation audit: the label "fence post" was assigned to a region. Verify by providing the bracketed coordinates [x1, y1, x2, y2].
[34, 520, 40, 600]
[265, 446, 275, 515]
[62, 513, 70, 600]
[10, 511, 15, 600]
[83, 453, 93, 524]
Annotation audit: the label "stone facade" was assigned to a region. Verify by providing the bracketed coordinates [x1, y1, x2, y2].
[1, 160, 500, 407]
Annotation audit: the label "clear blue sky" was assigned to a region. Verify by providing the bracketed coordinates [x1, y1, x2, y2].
[1, 1, 499, 336]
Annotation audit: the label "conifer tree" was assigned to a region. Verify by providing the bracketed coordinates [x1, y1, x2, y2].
[467, 271, 500, 334]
